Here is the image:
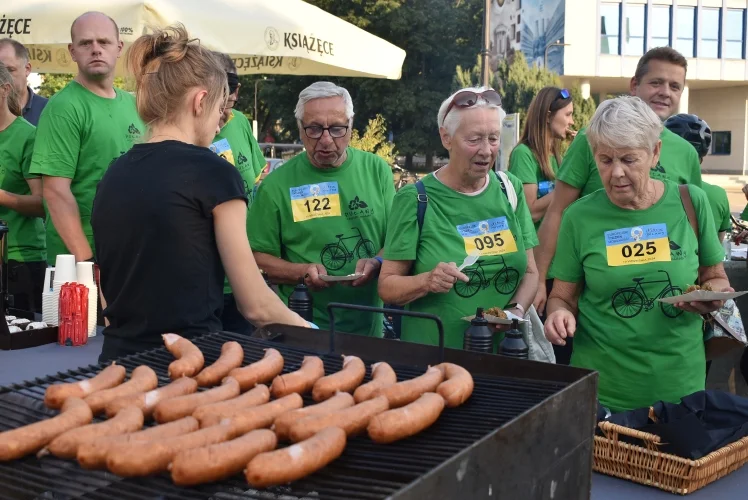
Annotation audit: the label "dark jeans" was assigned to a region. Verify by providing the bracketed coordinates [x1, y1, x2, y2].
[221, 293, 254, 335]
[539, 278, 574, 365]
[8, 260, 46, 314]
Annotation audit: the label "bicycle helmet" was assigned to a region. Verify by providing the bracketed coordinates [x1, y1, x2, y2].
[664, 113, 712, 159]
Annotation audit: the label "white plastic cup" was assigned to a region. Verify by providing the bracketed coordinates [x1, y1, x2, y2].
[54, 254, 77, 283]
[76, 262, 95, 285]
[43, 267, 54, 293]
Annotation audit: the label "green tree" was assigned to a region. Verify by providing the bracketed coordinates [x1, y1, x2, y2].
[453, 54, 502, 91]
[38, 73, 134, 98]
[350, 114, 396, 165]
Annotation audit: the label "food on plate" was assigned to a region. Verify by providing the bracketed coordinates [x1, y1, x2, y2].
[367, 392, 445, 444]
[434, 363, 474, 408]
[353, 362, 398, 403]
[371, 366, 444, 408]
[273, 392, 355, 441]
[289, 395, 389, 443]
[163, 333, 205, 379]
[43, 406, 144, 459]
[7, 326, 21, 333]
[194, 341, 244, 387]
[84, 365, 159, 415]
[77, 416, 199, 470]
[229, 348, 284, 392]
[169, 429, 277, 486]
[154, 377, 240, 423]
[25, 321, 49, 330]
[485, 307, 507, 319]
[685, 283, 713, 294]
[312, 355, 366, 402]
[204, 393, 303, 432]
[0, 398, 93, 461]
[105, 377, 198, 419]
[44, 363, 126, 409]
[270, 356, 325, 398]
[192, 384, 270, 423]
[10, 318, 31, 328]
[245, 426, 347, 488]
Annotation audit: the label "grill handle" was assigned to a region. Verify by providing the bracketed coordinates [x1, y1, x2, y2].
[326, 302, 445, 363]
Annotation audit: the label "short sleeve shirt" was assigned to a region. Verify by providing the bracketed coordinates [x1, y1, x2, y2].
[701, 182, 732, 233]
[508, 143, 559, 231]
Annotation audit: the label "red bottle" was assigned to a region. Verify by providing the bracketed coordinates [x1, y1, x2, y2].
[58, 283, 89, 346]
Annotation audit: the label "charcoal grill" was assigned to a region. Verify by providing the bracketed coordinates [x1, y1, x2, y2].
[0, 304, 597, 500]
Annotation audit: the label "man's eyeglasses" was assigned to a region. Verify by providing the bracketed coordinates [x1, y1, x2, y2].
[444, 89, 503, 119]
[303, 125, 349, 139]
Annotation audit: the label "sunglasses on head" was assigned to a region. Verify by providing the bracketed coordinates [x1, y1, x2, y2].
[444, 89, 503, 119]
[557, 88, 570, 100]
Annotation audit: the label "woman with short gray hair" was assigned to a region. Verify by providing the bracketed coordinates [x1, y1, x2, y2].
[545, 95, 731, 412]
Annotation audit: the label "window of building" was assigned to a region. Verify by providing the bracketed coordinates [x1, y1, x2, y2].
[650, 5, 671, 48]
[675, 6, 695, 57]
[601, 3, 621, 55]
[725, 9, 746, 59]
[712, 132, 732, 156]
[701, 8, 721, 58]
[624, 4, 646, 56]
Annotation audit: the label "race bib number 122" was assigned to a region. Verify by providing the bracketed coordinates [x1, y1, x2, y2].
[290, 182, 342, 222]
[457, 216, 518, 257]
[605, 223, 671, 267]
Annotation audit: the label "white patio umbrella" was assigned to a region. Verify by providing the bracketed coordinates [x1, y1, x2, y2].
[3, 0, 405, 79]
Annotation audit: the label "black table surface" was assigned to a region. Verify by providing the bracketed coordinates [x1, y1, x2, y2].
[0, 336, 744, 499]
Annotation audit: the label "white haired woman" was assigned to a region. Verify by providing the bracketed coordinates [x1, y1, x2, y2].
[546, 96, 731, 413]
[379, 86, 539, 349]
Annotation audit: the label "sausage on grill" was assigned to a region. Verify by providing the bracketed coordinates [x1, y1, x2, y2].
[273, 392, 354, 441]
[163, 333, 205, 379]
[194, 341, 244, 387]
[153, 377, 240, 423]
[192, 384, 270, 424]
[312, 355, 366, 402]
[83, 365, 159, 415]
[288, 396, 388, 443]
[105, 377, 198, 419]
[270, 356, 324, 398]
[371, 366, 444, 408]
[44, 363, 126, 409]
[202, 393, 303, 432]
[353, 362, 398, 403]
[367, 392, 445, 444]
[434, 363, 474, 408]
[229, 348, 284, 392]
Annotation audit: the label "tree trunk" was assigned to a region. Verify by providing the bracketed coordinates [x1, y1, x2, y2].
[405, 153, 414, 169]
[425, 151, 434, 171]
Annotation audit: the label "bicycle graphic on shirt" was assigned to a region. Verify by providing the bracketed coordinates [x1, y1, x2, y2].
[320, 227, 376, 271]
[610, 270, 683, 319]
[454, 258, 519, 298]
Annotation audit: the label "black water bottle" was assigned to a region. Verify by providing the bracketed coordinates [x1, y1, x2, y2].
[288, 277, 313, 321]
[499, 319, 528, 359]
[463, 307, 494, 353]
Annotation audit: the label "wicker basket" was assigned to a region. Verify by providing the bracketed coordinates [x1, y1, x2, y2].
[594, 413, 748, 495]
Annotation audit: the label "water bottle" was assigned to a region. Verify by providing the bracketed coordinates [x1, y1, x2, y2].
[288, 277, 314, 321]
[723, 238, 732, 262]
[499, 319, 528, 359]
[463, 307, 495, 353]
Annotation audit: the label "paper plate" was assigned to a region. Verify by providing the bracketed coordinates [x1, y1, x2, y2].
[657, 290, 748, 304]
[319, 273, 364, 283]
[461, 310, 527, 325]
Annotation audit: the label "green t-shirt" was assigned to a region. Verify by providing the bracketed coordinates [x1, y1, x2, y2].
[742, 204, 748, 221]
[212, 110, 267, 296]
[248, 147, 395, 336]
[0, 117, 46, 262]
[557, 128, 703, 198]
[508, 143, 559, 231]
[550, 181, 724, 412]
[701, 182, 732, 233]
[29, 81, 144, 264]
[383, 171, 538, 350]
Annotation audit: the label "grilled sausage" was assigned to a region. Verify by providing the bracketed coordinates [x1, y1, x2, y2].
[84, 366, 159, 415]
[106, 422, 235, 477]
[228, 348, 284, 392]
[270, 356, 324, 398]
[43, 406, 144, 459]
[288, 396, 389, 443]
[153, 377, 240, 424]
[273, 392, 355, 441]
[105, 377, 198, 419]
[353, 362, 398, 403]
[245, 427, 346, 488]
[163, 333, 205, 379]
[371, 366, 444, 408]
[77, 416, 199, 470]
[194, 341, 244, 387]
[312, 355, 366, 402]
[192, 384, 270, 423]
[0, 398, 93, 461]
[434, 363, 474, 408]
[169, 429, 277, 486]
[44, 363, 126, 409]
[200, 393, 302, 432]
[367, 392, 445, 444]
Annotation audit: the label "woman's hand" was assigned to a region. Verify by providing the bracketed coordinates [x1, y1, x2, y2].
[675, 286, 733, 315]
[425, 262, 469, 294]
[545, 310, 576, 346]
[533, 286, 548, 314]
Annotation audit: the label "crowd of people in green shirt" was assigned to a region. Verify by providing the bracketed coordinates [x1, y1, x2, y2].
[0, 11, 739, 414]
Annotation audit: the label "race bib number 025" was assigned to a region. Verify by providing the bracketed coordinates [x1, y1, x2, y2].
[457, 216, 518, 257]
[604, 223, 671, 267]
[290, 181, 342, 222]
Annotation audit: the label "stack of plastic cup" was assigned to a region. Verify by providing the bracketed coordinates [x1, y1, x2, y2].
[53, 255, 77, 291]
[41, 267, 59, 326]
[76, 262, 97, 337]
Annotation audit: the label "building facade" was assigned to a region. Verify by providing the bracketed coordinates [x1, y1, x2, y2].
[491, 0, 748, 174]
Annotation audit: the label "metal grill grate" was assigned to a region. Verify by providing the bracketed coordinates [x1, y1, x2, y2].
[0, 331, 568, 500]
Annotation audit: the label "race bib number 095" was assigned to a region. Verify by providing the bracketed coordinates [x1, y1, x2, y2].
[457, 216, 518, 257]
[605, 223, 671, 267]
[290, 182, 341, 222]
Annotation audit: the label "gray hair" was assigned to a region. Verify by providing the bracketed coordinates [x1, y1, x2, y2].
[294, 81, 354, 123]
[437, 86, 505, 136]
[212, 51, 237, 73]
[587, 96, 663, 153]
[0, 39, 29, 64]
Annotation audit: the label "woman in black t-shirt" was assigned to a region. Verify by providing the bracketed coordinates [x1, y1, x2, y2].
[91, 25, 310, 362]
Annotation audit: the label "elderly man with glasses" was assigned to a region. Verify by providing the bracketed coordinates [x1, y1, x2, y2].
[248, 81, 395, 337]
